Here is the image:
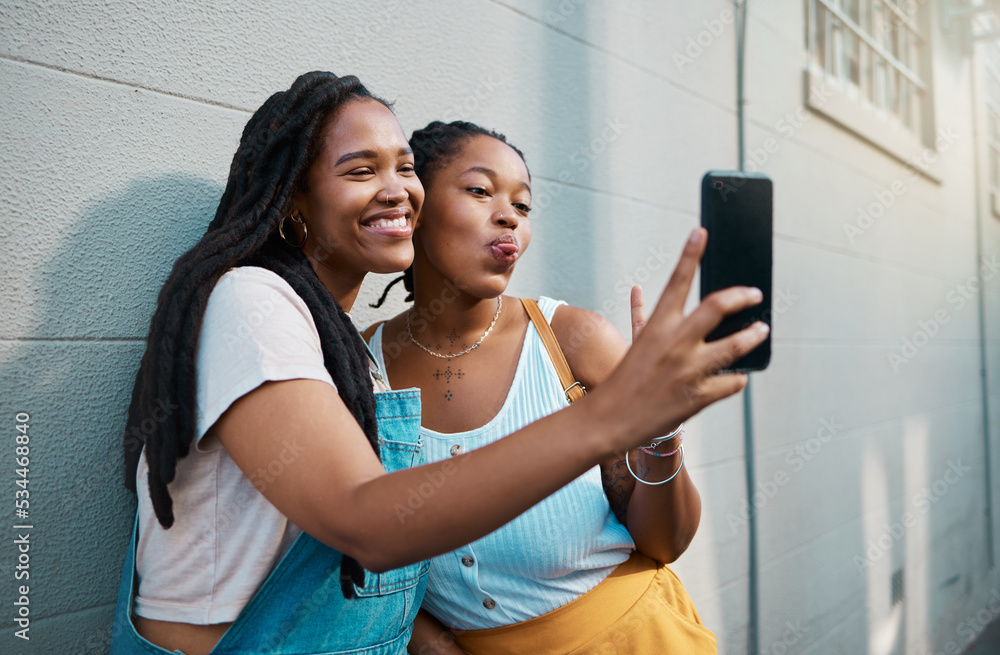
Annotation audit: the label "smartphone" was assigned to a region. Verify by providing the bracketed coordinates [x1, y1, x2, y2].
[699, 170, 773, 372]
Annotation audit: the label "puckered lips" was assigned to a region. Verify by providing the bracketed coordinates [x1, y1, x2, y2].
[362, 207, 412, 237]
[488, 233, 519, 266]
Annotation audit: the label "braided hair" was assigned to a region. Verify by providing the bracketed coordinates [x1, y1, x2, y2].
[123, 71, 383, 597]
[370, 120, 528, 307]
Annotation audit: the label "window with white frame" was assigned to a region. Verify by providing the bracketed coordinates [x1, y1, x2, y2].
[806, 0, 932, 161]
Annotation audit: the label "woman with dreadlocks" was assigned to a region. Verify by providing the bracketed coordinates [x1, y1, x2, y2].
[111, 72, 765, 655]
[365, 121, 762, 653]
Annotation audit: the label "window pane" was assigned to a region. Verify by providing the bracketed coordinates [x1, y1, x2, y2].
[846, 29, 861, 84]
[815, 1, 828, 71]
[807, 0, 926, 136]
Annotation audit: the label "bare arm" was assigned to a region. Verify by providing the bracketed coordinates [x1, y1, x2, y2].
[625, 285, 704, 562]
[215, 376, 623, 572]
[215, 228, 767, 572]
[553, 287, 701, 564]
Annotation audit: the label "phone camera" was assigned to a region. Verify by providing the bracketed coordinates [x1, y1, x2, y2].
[713, 180, 724, 190]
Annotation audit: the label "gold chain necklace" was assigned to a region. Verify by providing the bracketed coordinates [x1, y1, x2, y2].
[406, 297, 503, 360]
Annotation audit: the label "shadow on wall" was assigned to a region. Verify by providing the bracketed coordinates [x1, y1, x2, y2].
[535, 5, 597, 307]
[0, 174, 222, 653]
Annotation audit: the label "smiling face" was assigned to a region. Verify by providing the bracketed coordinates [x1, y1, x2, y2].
[292, 98, 424, 294]
[413, 134, 532, 298]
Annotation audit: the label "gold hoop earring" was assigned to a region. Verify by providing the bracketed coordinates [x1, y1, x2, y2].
[279, 213, 307, 248]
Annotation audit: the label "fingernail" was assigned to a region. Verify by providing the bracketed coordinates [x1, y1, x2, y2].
[749, 288, 763, 301]
[755, 322, 770, 335]
[688, 229, 702, 245]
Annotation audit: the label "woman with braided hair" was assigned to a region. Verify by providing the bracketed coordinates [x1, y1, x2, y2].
[367, 121, 764, 653]
[112, 72, 766, 655]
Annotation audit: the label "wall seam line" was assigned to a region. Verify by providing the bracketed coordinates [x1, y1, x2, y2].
[0, 55, 251, 113]
[484, 0, 737, 116]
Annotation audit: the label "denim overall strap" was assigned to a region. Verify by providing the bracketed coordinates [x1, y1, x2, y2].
[110, 388, 426, 655]
[110, 516, 164, 655]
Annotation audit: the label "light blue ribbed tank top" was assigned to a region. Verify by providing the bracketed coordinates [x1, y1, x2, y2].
[370, 296, 634, 630]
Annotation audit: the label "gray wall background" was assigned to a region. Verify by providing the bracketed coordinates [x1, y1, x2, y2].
[2, 1, 1000, 653]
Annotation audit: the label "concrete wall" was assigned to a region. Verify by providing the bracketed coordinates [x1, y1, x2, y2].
[1, 1, 998, 652]
[743, 4, 995, 653]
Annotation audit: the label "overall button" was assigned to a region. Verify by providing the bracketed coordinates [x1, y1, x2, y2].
[450, 444, 462, 457]
[483, 598, 496, 610]
[461, 556, 474, 567]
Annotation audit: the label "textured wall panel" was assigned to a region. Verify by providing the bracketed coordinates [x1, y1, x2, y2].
[0, 60, 243, 339]
[0, 341, 140, 652]
[1, 0, 998, 652]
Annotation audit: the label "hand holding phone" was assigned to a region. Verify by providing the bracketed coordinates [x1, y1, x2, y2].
[700, 170, 773, 372]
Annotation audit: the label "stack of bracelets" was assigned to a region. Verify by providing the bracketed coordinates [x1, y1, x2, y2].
[626, 424, 684, 486]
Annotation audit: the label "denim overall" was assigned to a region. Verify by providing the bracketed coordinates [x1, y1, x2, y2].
[110, 388, 427, 655]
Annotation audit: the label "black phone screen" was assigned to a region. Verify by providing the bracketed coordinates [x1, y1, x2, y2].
[699, 170, 773, 372]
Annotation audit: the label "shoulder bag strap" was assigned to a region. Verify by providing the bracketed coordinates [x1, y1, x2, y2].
[360, 320, 385, 344]
[520, 298, 586, 404]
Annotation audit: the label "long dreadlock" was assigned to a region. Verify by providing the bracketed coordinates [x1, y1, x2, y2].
[370, 120, 528, 308]
[123, 71, 382, 597]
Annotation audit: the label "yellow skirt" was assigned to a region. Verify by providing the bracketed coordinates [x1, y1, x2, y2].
[451, 552, 717, 654]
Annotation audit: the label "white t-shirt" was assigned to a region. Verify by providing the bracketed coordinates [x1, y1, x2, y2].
[134, 266, 341, 624]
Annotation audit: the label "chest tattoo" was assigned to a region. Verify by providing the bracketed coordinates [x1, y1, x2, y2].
[432, 363, 465, 401]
